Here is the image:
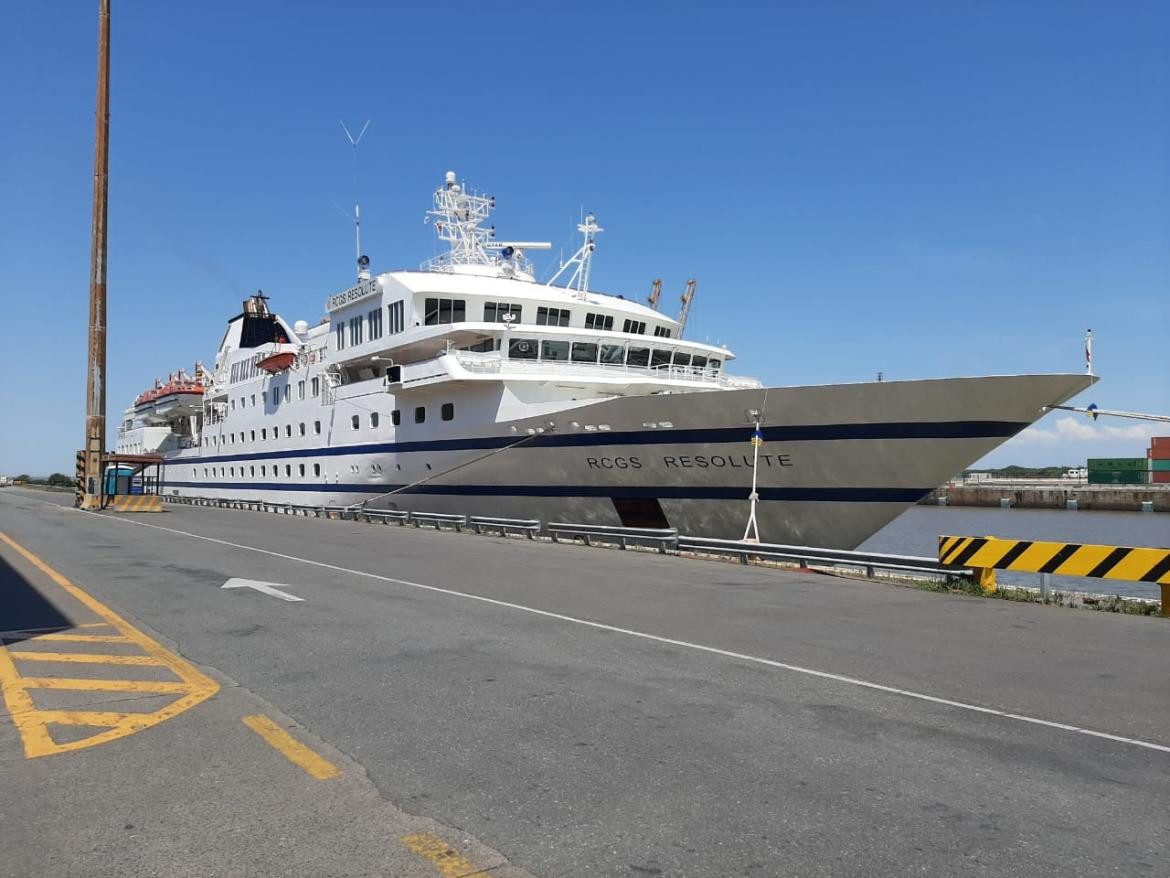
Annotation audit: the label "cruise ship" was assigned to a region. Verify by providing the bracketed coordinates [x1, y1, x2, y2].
[117, 171, 1095, 547]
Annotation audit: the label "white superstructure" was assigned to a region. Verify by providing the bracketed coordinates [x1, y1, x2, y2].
[119, 172, 1095, 547]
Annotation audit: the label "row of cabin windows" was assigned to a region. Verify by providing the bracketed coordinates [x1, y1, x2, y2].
[228, 378, 321, 412]
[195, 462, 322, 479]
[336, 298, 668, 349]
[206, 420, 323, 447]
[505, 339, 720, 370]
[230, 353, 267, 384]
[349, 404, 455, 430]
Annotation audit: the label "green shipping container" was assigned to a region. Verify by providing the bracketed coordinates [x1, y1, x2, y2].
[1152, 459, 1170, 472]
[1087, 458, 1148, 471]
[1087, 470, 1148, 485]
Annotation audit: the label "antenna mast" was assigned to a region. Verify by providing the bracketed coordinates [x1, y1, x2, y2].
[648, 278, 662, 311]
[340, 118, 371, 277]
[547, 213, 603, 295]
[677, 278, 697, 338]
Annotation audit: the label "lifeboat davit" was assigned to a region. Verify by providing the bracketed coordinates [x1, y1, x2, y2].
[257, 351, 296, 373]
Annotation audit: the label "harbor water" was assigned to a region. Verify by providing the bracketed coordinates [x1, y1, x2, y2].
[860, 505, 1170, 600]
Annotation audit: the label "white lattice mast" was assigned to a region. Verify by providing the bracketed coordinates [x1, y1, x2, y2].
[548, 213, 603, 294]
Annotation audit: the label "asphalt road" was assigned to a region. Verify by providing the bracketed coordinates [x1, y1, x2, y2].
[2, 487, 1168, 876]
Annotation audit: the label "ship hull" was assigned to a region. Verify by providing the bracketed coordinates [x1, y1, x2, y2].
[161, 373, 1093, 548]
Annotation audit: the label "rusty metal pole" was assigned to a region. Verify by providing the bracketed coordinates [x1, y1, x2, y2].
[81, 0, 110, 509]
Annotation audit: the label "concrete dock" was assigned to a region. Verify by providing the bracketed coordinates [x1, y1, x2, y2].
[2, 486, 1168, 876]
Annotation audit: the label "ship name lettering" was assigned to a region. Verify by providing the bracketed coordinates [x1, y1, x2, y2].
[662, 453, 792, 469]
[585, 456, 643, 470]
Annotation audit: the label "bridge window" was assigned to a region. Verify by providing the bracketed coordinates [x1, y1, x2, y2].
[392, 409, 401, 426]
[572, 342, 599, 363]
[600, 344, 625, 365]
[370, 412, 379, 428]
[415, 406, 426, 424]
[424, 297, 466, 326]
[585, 313, 614, 331]
[387, 300, 405, 334]
[368, 307, 383, 340]
[508, 338, 537, 360]
[441, 403, 454, 421]
[484, 302, 523, 323]
[623, 319, 646, 335]
[536, 307, 570, 327]
[692, 355, 708, 369]
[654, 326, 672, 338]
[627, 347, 650, 367]
[673, 352, 692, 366]
[335, 322, 345, 350]
[541, 340, 570, 361]
[651, 349, 671, 368]
[349, 316, 363, 346]
[709, 358, 722, 371]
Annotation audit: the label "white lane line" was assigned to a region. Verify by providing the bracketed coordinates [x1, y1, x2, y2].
[61, 507, 1170, 756]
[222, 578, 304, 602]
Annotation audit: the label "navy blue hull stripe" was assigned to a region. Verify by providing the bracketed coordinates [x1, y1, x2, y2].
[177, 420, 1028, 467]
[160, 481, 930, 503]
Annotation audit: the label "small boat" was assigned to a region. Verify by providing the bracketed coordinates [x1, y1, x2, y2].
[257, 351, 296, 373]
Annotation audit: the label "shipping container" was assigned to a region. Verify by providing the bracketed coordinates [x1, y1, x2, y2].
[1152, 459, 1170, 472]
[1087, 469, 1149, 485]
[1150, 436, 1170, 452]
[1086, 458, 1148, 471]
[1152, 471, 1170, 484]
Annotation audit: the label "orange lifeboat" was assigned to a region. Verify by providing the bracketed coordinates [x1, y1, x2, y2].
[257, 351, 296, 373]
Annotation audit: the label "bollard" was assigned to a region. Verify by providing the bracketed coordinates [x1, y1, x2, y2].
[999, 498, 1011, 509]
[1065, 499, 1077, 511]
[975, 566, 997, 593]
[1142, 501, 1154, 513]
[1040, 572, 1051, 602]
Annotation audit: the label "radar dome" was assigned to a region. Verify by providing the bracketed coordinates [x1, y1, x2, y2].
[294, 320, 309, 336]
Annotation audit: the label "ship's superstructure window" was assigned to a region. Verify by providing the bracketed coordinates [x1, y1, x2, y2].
[250, 466, 255, 476]
[692, 355, 708, 369]
[585, 313, 614, 331]
[368, 307, 383, 340]
[484, 302, 523, 323]
[311, 377, 320, 397]
[314, 420, 321, 435]
[285, 465, 291, 477]
[313, 463, 321, 477]
[335, 322, 345, 350]
[536, 307, 570, 327]
[623, 319, 646, 335]
[601, 344, 625, 365]
[572, 342, 598, 363]
[392, 410, 401, 426]
[654, 326, 672, 338]
[283, 385, 290, 403]
[388, 301, 405, 334]
[541, 340, 570, 361]
[251, 394, 256, 407]
[261, 465, 266, 476]
[271, 387, 279, 405]
[441, 403, 454, 422]
[299, 423, 305, 436]
[349, 316, 363, 346]
[285, 424, 292, 437]
[298, 380, 305, 400]
[627, 347, 650, 367]
[415, 406, 426, 424]
[370, 412, 379, 428]
[651, 349, 671, 368]
[351, 415, 360, 430]
[508, 338, 537, 360]
[231, 400, 236, 411]
[673, 352, 691, 366]
[424, 297, 466, 326]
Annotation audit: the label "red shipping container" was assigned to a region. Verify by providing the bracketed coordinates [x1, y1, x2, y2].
[1153, 471, 1170, 483]
[1151, 436, 1170, 453]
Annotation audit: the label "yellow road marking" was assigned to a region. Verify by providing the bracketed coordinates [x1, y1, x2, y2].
[401, 833, 488, 877]
[0, 530, 219, 758]
[18, 633, 131, 643]
[17, 677, 191, 694]
[5, 651, 166, 665]
[242, 714, 340, 780]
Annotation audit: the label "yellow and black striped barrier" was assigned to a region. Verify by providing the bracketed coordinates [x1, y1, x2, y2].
[108, 494, 163, 513]
[940, 535, 1170, 613]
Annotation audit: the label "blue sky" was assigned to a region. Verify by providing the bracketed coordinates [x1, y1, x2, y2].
[1, 1, 1167, 475]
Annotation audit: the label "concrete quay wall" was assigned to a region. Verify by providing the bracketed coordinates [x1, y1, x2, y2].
[923, 484, 1170, 512]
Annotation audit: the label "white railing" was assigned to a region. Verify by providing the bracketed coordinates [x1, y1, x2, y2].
[450, 351, 761, 389]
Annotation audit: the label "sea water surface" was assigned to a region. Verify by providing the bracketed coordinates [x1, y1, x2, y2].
[860, 505, 1170, 599]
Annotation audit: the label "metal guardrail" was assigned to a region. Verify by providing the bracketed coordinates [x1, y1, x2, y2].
[469, 515, 542, 538]
[548, 522, 678, 553]
[162, 493, 969, 581]
[678, 535, 965, 580]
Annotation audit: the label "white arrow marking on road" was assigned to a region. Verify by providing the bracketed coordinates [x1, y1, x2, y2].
[221, 578, 304, 602]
